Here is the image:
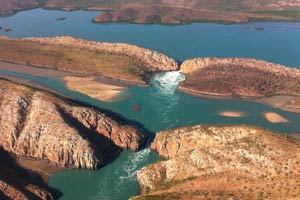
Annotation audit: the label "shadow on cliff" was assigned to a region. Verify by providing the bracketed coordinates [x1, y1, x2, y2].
[55, 90, 156, 143]
[56, 106, 124, 167]
[56, 103, 155, 166]
[0, 147, 62, 200]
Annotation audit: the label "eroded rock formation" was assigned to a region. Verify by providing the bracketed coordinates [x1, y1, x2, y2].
[0, 79, 147, 170]
[133, 125, 300, 199]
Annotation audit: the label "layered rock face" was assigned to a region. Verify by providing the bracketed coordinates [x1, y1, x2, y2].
[134, 125, 300, 199]
[25, 36, 179, 72]
[180, 57, 300, 97]
[0, 79, 147, 170]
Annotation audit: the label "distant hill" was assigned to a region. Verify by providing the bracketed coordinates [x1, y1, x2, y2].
[1, 0, 300, 24]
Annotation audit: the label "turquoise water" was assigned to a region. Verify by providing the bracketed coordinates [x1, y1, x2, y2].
[1, 8, 300, 200]
[1, 69, 300, 200]
[1, 8, 300, 66]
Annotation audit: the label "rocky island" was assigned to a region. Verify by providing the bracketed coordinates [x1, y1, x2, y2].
[133, 124, 300, 200]
[0, 78, 148, 199]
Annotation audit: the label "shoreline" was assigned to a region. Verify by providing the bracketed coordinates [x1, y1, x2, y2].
[0, 61, 148, 103]
[0, 61, 148, 87]
[1, 7, 300, 25]
[178, 86, 300, 113]
[1, 60, 300, 113]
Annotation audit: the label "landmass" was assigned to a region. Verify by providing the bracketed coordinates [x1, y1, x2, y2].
[1, 0, 300, 24]
[180, 57, 300, 113]
[1, 37, 300, 111]
[0, 36, 178, 101]
[0, 78, 148, 199]
[133, 124, 300, 200]
[0, 36, 178, 84]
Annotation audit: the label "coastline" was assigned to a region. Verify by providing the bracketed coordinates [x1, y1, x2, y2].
[0, 60, 149, 87]
[1, 6, 300, 25]
[0, 61, 150, 102]
[178, 86, 300, 113]
[1, 60, 300, 113]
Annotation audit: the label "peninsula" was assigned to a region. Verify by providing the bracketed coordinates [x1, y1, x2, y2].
[133, 125, 300, 199]
[180, 57, 300, 113]
[0, 78, 148, 199]
[0, 36, 178, 101]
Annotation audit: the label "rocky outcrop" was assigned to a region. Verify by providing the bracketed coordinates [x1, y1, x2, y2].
[133, 125, 300, 199]
[24, 36, 179, 72]
[180, 57, 300, 97]
[181, 57, 300, 75]
[0, 79, 147, 170]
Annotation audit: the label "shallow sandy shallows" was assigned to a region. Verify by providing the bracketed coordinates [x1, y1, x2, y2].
[218, 111, 247, 117]
[263, 112, 289, 123]
[64, 76, 129, 102]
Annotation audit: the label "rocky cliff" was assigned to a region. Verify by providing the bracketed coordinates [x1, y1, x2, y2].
[133, 125, 300, 200]
[180, 57, 300, 97]
[0, 78, 147, 170]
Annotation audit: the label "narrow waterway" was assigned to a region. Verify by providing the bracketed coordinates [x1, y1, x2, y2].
[1, 69, 299, 199]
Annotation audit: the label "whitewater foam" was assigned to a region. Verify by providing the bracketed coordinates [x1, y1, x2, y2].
[152, 70, 185, 95]
[118, 148, 151, 183]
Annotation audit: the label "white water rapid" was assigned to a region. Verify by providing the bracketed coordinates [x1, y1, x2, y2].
[152, 70, 186, 95]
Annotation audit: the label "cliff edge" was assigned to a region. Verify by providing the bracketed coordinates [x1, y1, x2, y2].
[0, 78, 147, 170]
[133, 125, 300, 199]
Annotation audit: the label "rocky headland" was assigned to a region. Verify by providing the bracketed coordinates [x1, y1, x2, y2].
[133, 125, 300, 200]
[180, 57, 300, 112]
[0, 36, 179, 84]
[0, 78, 148, 199]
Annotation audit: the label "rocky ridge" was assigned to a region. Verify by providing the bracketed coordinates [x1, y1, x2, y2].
[24, 36, 179, 72]
[0, 78, 147, 170]
[133, 125, 300, 199]
[181, 57, 300, 75]
[179, 57, 300, 97]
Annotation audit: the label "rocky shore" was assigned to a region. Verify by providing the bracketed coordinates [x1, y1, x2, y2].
[180, 57, 300, 112]
[0, 78, 148, 199]
[133, 125, 300, 200]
